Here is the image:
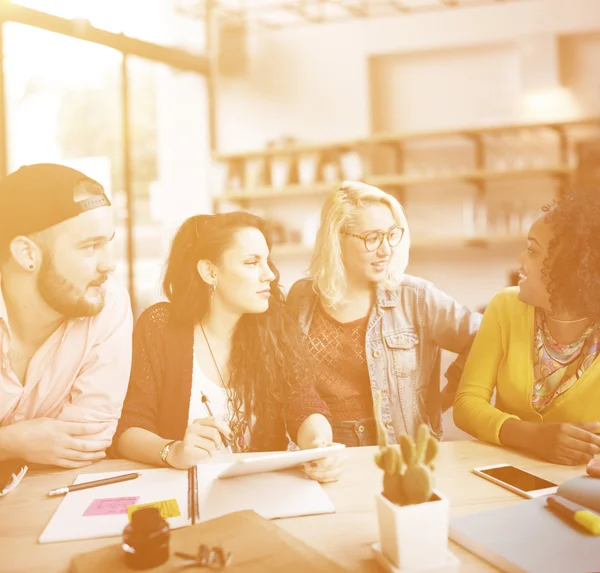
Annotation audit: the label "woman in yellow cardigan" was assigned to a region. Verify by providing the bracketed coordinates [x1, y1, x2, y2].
[454, 188, 600, 466]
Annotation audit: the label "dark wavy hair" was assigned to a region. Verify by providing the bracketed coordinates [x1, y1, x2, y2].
[543, 188, 600, 320]
[162, 212, 306, 449]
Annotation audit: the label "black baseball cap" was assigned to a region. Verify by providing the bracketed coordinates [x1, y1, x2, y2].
[0, 163, 111, 241]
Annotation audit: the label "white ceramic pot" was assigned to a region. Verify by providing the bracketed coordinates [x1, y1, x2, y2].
[375, 490, 449, 570]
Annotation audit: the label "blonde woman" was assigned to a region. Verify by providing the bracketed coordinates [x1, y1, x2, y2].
[287, 181, 481, 446]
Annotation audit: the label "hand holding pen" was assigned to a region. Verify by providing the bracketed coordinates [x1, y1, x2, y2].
[165, 417, 233, 470]
[200, 392, 234, 454]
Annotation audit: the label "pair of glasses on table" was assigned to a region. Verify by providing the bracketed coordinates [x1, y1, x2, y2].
[175, 544, 233, 570]
[341, 225, 404, 252]
[0, 459, 28, 497]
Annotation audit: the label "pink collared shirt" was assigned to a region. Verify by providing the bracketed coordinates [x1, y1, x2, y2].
[0, 276, 133, 443]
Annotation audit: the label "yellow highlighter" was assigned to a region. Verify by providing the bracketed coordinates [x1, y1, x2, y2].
[546, 494, 600, 535]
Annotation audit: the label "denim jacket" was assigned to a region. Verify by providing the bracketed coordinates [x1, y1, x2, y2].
[286, 275, 481, 443]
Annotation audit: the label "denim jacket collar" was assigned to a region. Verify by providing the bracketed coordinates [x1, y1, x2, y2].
[295, 281, 398, 333]
[375, 286, 399, 310]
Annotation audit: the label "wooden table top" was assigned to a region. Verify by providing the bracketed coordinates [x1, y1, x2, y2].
[0, 440, 587, 573]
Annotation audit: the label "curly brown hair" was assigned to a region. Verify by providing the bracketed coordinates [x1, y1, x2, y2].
[162, 212, 308, 450]
[543, 189, 600, 320]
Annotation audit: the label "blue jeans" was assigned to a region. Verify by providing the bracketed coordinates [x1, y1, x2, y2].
[332, 418, 377, 447]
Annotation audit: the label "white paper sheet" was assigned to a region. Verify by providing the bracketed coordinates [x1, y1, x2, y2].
[39, 463, 335, 544]
[199, 469, 336, 521]
[39, 468, 191, 543]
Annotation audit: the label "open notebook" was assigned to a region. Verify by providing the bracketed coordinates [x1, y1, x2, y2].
[450, 475, 600, 573]
[39, 461, 335, 543]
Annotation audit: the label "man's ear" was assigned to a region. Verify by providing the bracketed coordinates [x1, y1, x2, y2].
[9, 236, 42, 272]
[196, 259, 217, 288]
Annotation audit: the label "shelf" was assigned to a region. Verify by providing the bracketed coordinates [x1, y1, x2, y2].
[468, 166, 571, 183]
[369, 118, 599, 146]
[212, 117, 595, 254]
[215, 165, 571, 204]
[371, 166, 571, 187]
[213, 117, 600, 162]
[270, 234, 526, 258]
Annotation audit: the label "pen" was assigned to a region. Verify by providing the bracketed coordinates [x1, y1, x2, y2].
[193, 465, 199, 523]
[200, 392, 234, 454]
[546, 494, 600, 535]
[47, 472, 141, 497]
[187, 466, 199, 525]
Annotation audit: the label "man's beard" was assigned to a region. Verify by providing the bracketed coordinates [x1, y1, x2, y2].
[37, 257, 106, 318]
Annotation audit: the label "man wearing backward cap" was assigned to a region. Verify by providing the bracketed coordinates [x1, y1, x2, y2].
[0, 164, 133, 468]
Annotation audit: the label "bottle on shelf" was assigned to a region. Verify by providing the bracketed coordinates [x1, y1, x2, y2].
[298, 153, 319, 186]
[340, 150, 363, 181]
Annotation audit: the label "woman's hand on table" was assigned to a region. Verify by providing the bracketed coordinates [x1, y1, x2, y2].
[587, 458, 600, 478]
[500, 419, 600, 466]
[530, 422, 600, 466]
[301, 440, 344, 484]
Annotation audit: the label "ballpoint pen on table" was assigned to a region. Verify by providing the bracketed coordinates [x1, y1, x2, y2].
[200, 391, 234, 454]
[47, 472, 141, 497]
[546, 494, 600, 535]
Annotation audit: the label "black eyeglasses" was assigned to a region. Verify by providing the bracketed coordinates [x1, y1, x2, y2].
[341, 225, 405, 252]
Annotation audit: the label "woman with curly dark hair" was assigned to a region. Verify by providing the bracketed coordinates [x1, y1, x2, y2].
[454, 188, 600, 466]
[114, 212, 341, 482]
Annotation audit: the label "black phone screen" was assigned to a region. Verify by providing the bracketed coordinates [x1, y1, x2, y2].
[479, 465, 557, 492]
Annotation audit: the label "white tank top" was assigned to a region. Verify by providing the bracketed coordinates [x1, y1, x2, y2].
[188, 348, 229, 426]
[189, 344, 254, 451]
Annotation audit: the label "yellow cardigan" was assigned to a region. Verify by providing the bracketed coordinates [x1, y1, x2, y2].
[453, 287, 600, 445]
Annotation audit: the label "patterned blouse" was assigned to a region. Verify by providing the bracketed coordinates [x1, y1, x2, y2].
[532, 310, 600, 413]
[306, 303, 373, 422]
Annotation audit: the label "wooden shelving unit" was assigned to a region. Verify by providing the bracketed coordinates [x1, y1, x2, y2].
[212, 117, 600, 252]
[216, 166, 573, 204]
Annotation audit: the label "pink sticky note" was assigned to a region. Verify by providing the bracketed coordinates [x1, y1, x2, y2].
[83, 496, 140, 517]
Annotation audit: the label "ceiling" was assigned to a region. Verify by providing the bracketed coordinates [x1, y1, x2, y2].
[174, 0, 538, 29]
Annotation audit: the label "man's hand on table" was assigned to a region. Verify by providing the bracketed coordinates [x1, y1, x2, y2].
[0, 418, 111, 468]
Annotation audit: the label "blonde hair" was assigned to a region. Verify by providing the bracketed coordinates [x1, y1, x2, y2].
[309, 181, 410, 307]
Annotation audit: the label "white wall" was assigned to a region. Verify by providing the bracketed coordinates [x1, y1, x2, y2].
[213, 0, 600, 312]
[560, 33, 600, 114]
[370, 43, 521, 133]
[215, 23, 369, 152]
[215, 0, 600, 153]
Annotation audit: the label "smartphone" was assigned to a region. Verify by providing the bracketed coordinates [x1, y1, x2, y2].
[472, 463, 558, 498]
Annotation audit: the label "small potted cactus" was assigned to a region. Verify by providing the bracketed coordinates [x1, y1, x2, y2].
[373, 391, 451, 571]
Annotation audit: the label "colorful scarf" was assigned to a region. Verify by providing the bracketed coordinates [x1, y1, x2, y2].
[532, 310, 600, 413]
